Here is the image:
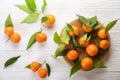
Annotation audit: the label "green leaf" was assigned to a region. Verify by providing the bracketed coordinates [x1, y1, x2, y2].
[46, 63, 51, 76]
[5, 14, 13, 27]
[77, 14, 88, 27]
[61, 27, 70, 44]
[25, 0, 36, 12]
[93, 58, 107, 68]
[22, 13, 40, 23]
[26, 31, 40, 50]
[93, 24, 102, 30]
[4, 56, 21, 68]
[72, 36, 78, 46]
[86, 35, 91, 42]
[59, 49, 70, 56]
[41, 16, 48, 23]
[82, 34, 87, 41]
[53, 32, 62, 44]
[25, 64, 31, 69]
[105, 19, 118, 32]
[66, 23, 74, 31]
[73, 45, 84, 49]
[70, 61, 81, 77]
[90, 16, 97, 27]
[15, 4, 33, 14]
[41, 0, 47, 13]
[54, 44, 65, 58]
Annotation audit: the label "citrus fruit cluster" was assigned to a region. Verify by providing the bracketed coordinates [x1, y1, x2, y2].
[26, 61, 50, 79]
[53, 15, 118, 76]
[4, 26, 21, 43]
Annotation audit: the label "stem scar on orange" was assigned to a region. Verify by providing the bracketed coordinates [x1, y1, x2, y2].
[67, 50, 79, 60]
[38, 68, 48, 78]
[98, 28, 107, 39]
[81, 57, 93, 70]
[36, 32, 47, 43]
[4, 26, 14, 36]
[86, 44, 98, 56]
[45, 14, 55, 27]
[68, 26, 80, 36]
[82, 24, 92, 33]
[99, 40, 110, 49]
[31, 62, 40, 72]
[10, 33, 21, 43]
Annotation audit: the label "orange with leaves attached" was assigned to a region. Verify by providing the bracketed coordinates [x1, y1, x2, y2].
[68, 26, 80, 36]
[36, 33, 47, 43]
[86, 44, 98, 56]
[10, 33, 21, 43]
[45, 14, 55, 27]
[81, 57, 93, 70]
[67, 50, 79, 60]
[38, 68, 48, 78]
[78, 37, 89, 47]
[4, 26, 14, 36]
[82, 24, 92, 33]
[31, 62, 40, 72]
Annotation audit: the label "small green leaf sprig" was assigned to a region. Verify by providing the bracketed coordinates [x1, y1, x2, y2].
[16, 0, 47, 23]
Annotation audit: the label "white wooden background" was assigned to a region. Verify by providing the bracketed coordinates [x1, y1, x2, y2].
[0, 0, 120, 80]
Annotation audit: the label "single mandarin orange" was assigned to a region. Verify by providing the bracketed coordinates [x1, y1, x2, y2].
[86, 44, 98, 56]
[68, 26, 80, 36]
[81, 57, 93, 70]
[99, 40, 110, 49]
[31, 62, 40, 72]
[10, 33, 21, 43]
[36, 33, 47, 43]
[45, 14, 55, 27]
[82, 24, 92, 33]
[98, 28, 107, 39]
[38, 68, 48, 78]
[4, 26, 14, 36]
[67, 50, 79, 60]
[78, 37, 89, 47]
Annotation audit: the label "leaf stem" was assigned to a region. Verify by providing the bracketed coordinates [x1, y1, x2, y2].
[41, 60, 46, 67]
[5, 37, 10, 43]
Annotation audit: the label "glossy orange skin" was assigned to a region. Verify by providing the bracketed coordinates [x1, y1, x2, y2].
[81, 57, 93, 70]
[4, 26, 14, 36]
[31, 62, 40, 72]
[45, 14, 55, 27]
[78, 37, 89, 47]
[38, 68, 48, 78]
[67, 50, 79, 60]
[86, 44, 98, 56]
[82, 24, 92, 33]
[98, 28, 107, 39]
[68, 26, 80, 36]
[10, 33, 21, 43]
[36, 33, 47, 43]
[99, 40, 110, 49]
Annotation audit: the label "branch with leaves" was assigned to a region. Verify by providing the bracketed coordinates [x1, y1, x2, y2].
[16, 0, 47, 23]
[25, 61, 51, 78]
